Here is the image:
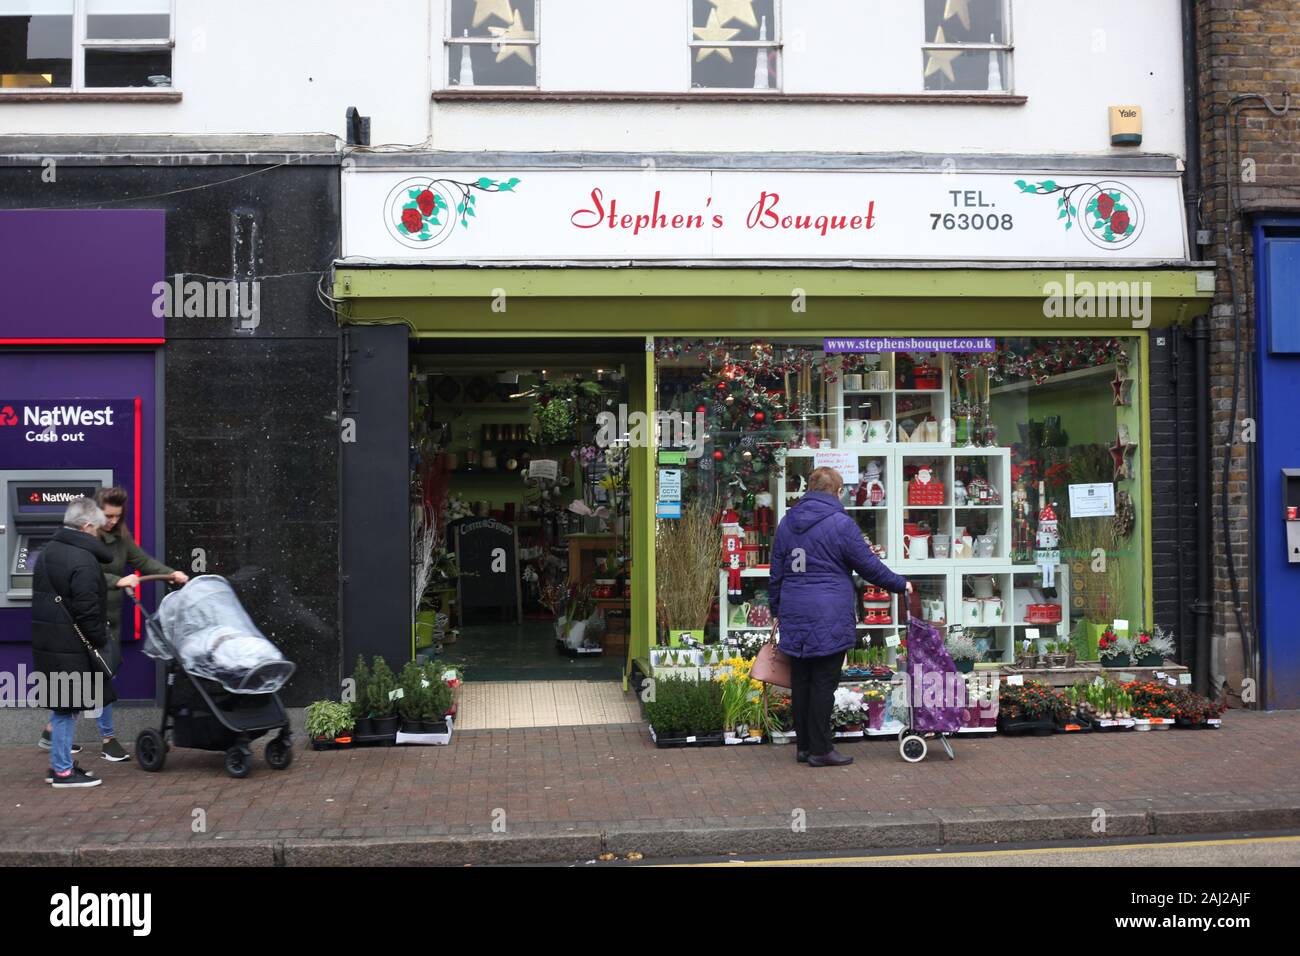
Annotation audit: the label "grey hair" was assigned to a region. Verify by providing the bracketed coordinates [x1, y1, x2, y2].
[63, 497, 106, 532]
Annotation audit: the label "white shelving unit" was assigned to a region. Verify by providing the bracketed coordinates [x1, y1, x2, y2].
[714, 353, 1069, 667]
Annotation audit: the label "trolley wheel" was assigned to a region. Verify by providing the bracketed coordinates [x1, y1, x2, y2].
[900, 734, 928, 763]
[265, 737, 293, 771]
[224, 746, 251, 779]
[135, 729, 166, 773]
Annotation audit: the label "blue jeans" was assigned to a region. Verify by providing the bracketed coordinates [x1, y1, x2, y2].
[49, 710, 77, 774]
[93, 703, 114, 739]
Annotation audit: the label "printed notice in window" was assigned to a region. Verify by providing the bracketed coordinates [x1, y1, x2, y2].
[1068, 482, 1116, 518]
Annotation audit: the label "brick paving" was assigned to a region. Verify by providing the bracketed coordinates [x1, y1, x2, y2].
[2, 710, 1298, 861]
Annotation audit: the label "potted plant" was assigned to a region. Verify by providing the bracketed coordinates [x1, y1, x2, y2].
[862, 686, 888, 730]
[1124, 680, 1178, 729]
[832, 687, 866, 735]
[366, 656, 400, 736]
[1169, 688, 1225, 728]
[997, 679, 1070, 735]
[645, 674, 726, 747]
[1133, 627, 1176, 668]
[349, 655, 373, 737]
[655, 500, 721, 645]
[944, 632, 980, 673]
[717, 656, 761, 740]
[306, 700, 355, 750]
[764, 691, 796, 743]
[1097, 630, 1135, 668]
[397, 661, 429, 733]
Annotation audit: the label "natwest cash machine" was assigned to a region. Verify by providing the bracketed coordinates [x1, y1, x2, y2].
[0, 471, 113, 603]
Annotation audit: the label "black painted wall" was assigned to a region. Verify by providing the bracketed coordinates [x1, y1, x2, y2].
[0, 161, 341, 705]
[1149, 329, 1201, 666]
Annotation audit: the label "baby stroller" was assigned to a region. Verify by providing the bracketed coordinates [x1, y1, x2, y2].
[132, 575, 296, 778]
[897, 594, 962, 763]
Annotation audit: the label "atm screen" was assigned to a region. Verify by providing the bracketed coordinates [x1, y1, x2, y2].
[14, 534, 53, 575]
[15, 485, 98, 515]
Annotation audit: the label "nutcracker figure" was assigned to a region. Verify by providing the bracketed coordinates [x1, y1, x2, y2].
[722, 517, 745, 605]
[1034, 482, 1060, 588]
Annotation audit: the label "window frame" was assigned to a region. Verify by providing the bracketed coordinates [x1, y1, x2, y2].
[920, 0, 1014, 95]
[444, 0, 541, 91]
[686, 0, 782, 94]
[0, 0, 176, 95]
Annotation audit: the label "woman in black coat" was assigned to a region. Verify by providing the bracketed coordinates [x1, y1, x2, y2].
[31, 497, 114, 788]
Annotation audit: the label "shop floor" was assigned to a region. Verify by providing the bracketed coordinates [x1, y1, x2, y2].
[435, 621, 625, 682]
[455, 680, 641, 730]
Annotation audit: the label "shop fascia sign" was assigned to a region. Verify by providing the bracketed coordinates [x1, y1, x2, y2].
[0, 401, 116, 443]
[342, 167, 1187, 262]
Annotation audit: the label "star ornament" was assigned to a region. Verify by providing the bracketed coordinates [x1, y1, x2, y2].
[694, 9, 741, 62]
[1111, 367, 1133, 406]
[471, 0, 515, 28]
[944, 0, 972, 31]
[924, 26, 962, 83]
[710, 0, 759, 29]
[488, 8, 535, 64]
[1108, 431, 1137, 481]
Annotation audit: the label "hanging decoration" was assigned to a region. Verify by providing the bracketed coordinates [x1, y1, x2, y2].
[1108, 425, 1138, 481]
[693, 8, 741, 62]
[1111, 366, 1133, 406]
[1112, 491, 1136, 548]
[924, 26, 962, 84]
[671, 366, 788, 494]
[709, 0, 759, 29]
[487, 7, 536, 65]
[960, 339, 1131, 386]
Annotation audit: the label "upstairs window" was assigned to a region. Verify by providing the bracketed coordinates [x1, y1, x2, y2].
[0, 0, 173, 91]
[922, 0, 1011, 92]
[447, 0, 538, 89]
[690, 0, 779, 91]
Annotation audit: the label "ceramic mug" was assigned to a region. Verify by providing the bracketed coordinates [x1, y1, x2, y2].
[981, 597, 1004, 625]
[963, 598, 982, 625]
[843, 373, 863, 391]
[866, 419, 894, 444]
[869, 370, 892, 391]
[729, 603, 751, 628]
[931, 533, 951, 558]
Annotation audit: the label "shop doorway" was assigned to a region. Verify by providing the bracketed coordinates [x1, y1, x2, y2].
[410, 338, 645, 693]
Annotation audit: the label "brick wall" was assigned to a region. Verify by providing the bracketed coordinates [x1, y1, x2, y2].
[1196, 0, 1300, 702]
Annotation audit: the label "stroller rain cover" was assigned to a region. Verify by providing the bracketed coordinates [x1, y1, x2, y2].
[904, 615, 964, 733]
[144, 575, 296, 694]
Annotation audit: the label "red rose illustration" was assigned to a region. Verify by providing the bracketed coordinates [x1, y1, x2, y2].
[1096, 193, 1115, 219]
[1139, 634, 1150, 643]
[401, 208, 424, 234]
[1110, 210, 1130, 235]
[416, 189, 436, 216]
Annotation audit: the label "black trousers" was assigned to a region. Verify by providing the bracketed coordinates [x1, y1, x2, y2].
[790, 651, 845, 756]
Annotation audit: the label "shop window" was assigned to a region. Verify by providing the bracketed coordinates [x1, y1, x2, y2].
[922, 0, 1011, 93]
[690, 0, 780, 91]
[652, 336, 1145, 670]
[0, 0, 173, 91]
[447, 0, 538, 89]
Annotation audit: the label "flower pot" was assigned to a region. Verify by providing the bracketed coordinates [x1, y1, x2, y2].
[954, 659, 975, 673]
[1048, 654, 1069, 669]
[353, 716, 375, 737]
[1101, 654, 1131, 668]
[997, 716, 1056, 736]
[1135, 653, 1162, 668]
[311, 736, 334, 751]
[867, 700, 885, 730]
[370, 715, 399, 736]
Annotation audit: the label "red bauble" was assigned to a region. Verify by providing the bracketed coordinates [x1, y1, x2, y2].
[753, 411, 765, 423]
[713, 450, 724, 461]
[696, 405, 707, 414]
[716, 382, 727, 390]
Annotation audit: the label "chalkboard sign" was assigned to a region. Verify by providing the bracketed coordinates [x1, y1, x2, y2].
[451, 517, 522, 621]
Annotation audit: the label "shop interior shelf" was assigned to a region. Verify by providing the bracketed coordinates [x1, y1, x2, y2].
[740, 567, 770, 577]
[894, 389, 945, 394]
[845, 505, 889, 511]
[842, 388, 892, 395]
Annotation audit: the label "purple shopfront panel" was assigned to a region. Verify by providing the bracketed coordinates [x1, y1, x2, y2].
[0, 353, 160, 699]
[0, 209, 164, 339]
[0, 208, 164, 700]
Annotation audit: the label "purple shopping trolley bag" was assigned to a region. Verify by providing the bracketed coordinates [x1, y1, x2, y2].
[904, 614, 964, 734]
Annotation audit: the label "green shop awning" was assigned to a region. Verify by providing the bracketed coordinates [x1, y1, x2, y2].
[332, 266, 1213, 335]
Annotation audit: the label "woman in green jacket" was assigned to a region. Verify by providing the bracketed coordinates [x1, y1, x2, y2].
[37, 486, 188, 761]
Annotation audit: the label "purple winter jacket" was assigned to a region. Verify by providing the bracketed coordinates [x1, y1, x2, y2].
[769, 491, 908, 659]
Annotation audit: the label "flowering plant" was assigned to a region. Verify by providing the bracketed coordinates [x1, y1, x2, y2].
[763, 691, 793, 734]
[944, 632, 980, 662]
[1167, 688, 1226, 723]
[832, 687, 866, 728]
[1135, 627, 1176, 661]
[1122, 681, 1179, 719]
[715, 656, 763, 730]
[1097, 629, 1135, 661]
[999, 679, 1071, 721]
[736, 631, 769, 660]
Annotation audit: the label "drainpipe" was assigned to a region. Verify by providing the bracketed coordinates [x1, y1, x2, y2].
[1182, 0, 1202, 259]
[1190, 316, 1212, 697]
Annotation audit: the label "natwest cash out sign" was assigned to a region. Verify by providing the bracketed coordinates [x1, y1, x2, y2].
[0, 402, 117, 444]
[342, 167, 1188, 262]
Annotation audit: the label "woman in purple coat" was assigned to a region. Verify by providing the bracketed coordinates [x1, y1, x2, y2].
[770, 467, 910, 767]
